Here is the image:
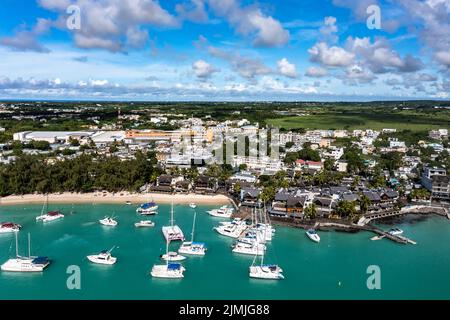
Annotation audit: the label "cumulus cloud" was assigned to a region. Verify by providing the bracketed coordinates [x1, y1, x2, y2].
[0, 18, 52, 52]
[346, 36, 423, 73]
[319, 16, 338, 43]
[305, 66, 328, 78]
[308, 42, 355, 67]
[208, 0, 290, 47]
[208, 46, 272, 80]
[176, 0, 209, 23]
[192, 60, 219, 80]
[38, 0, 178, 52]
[277, 58, 297, 78]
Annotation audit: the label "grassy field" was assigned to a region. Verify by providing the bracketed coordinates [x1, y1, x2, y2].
[267, 110, 450, 131]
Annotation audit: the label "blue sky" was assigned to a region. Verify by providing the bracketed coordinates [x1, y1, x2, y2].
[0, 0, 449, 101]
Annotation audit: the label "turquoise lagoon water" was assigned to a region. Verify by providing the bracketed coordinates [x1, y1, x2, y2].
[0, 203, 449, 300]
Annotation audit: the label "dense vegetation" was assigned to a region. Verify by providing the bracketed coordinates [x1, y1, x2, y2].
[0, 151, 161, 196]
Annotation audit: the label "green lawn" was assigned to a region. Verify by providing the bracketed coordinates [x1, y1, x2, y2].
[267, 111, 450, 131]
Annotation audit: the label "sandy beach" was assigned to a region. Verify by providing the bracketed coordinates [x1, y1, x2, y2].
[0, 192, 232, 206]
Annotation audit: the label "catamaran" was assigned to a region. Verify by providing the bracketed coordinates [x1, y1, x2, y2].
[87, 247, 117, 265]
[249, 253, 284, 280]
[162, 202, 184, 242]
[178, 210, 207, 256]
[99, 216, 118, 226]
[1, 233, 51, 272]
[306, 229, 320, 243]
[36, 195, 64, 222]
[137, 201, 158, 215]
[151, 237, 185, 279]
[0, 222, 21, 233]
[135, 220, 155, 228]
[207, 205, 234, 218]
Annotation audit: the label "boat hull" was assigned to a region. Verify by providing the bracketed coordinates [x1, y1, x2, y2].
[87, 255, 117, 265]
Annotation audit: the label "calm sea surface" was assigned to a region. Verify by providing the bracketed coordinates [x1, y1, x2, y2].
[0, 203, 449, 300]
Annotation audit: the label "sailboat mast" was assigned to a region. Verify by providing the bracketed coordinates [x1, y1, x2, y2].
[165, 238, 169, 267]
[170, 202, 174, 227]
[28, 233, 31, 258]
[15, 231, 19, 258]
[191, 210, 196, 243]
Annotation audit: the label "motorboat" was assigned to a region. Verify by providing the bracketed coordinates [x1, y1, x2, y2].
[0, 222, 21, 233]
[214, 223, 247, 239]
[135, 220, 155, 228]
[87, 247, 117, 265]
[306, 229, 320, 243]
[178, 242, 207, 256]
[189, 203, 197, 209]
[388, 228, 403, 236]
[99, 216, 118, 226]
[137, 201, 158, 215]
[1, 233, 51, 272]
[232, 240, 265, 255]
[125, 201, 132, 205]
[207, 205, 234, 218]
[162, 203, 184, 241]
[160, 251, 186, 261]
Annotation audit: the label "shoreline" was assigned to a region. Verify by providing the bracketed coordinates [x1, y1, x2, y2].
[0, 192, 232, 206]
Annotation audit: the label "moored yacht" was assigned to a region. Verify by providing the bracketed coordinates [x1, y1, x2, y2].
[99, 216, 118, 226]
[249, 260, 284, 280]
[0, 222, 21, 233]
[306, 229, 320, 243]
[36, 211, 64, 223]
[151, 236, 185, 279]
[135, 220, 155, 228]
[160, 251, 186, 261]
[189, 203, 197, 209]
[214, 220, 247, 238]
[232, 240, 266, 255]
[162, 203, 184, 242]
[1, 233, 51, 272]
[178, 209, 207, 256]
[151, 263, 185, 279]
[87, 247, 117, 265]
[388, 227, 403, 236]
[137, 201, 158, 215]
[207, 205, 234, 218]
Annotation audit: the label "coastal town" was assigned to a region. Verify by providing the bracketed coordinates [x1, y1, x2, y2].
[1, 102, 449, 235]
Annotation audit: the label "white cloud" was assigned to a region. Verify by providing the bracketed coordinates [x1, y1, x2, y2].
[308, 42, 355, 67]
[0, 18, 52, 52]
[277, 58, 297, 78]
[208, 0, 290, 47]
[305, 66, 328, 77]
[192, 60, 219, 79]
[319, 16, 338, 43]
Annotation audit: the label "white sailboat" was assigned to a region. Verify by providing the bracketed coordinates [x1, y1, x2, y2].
[249, 253, 284, 280]
[87, 246, 117, 265]
[151, 237, 185, 279]
[1, 233, 51, 272]
[36, 195, 64, 223]
[161, 202, 184, 242]
[178, 210, 207, 256]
